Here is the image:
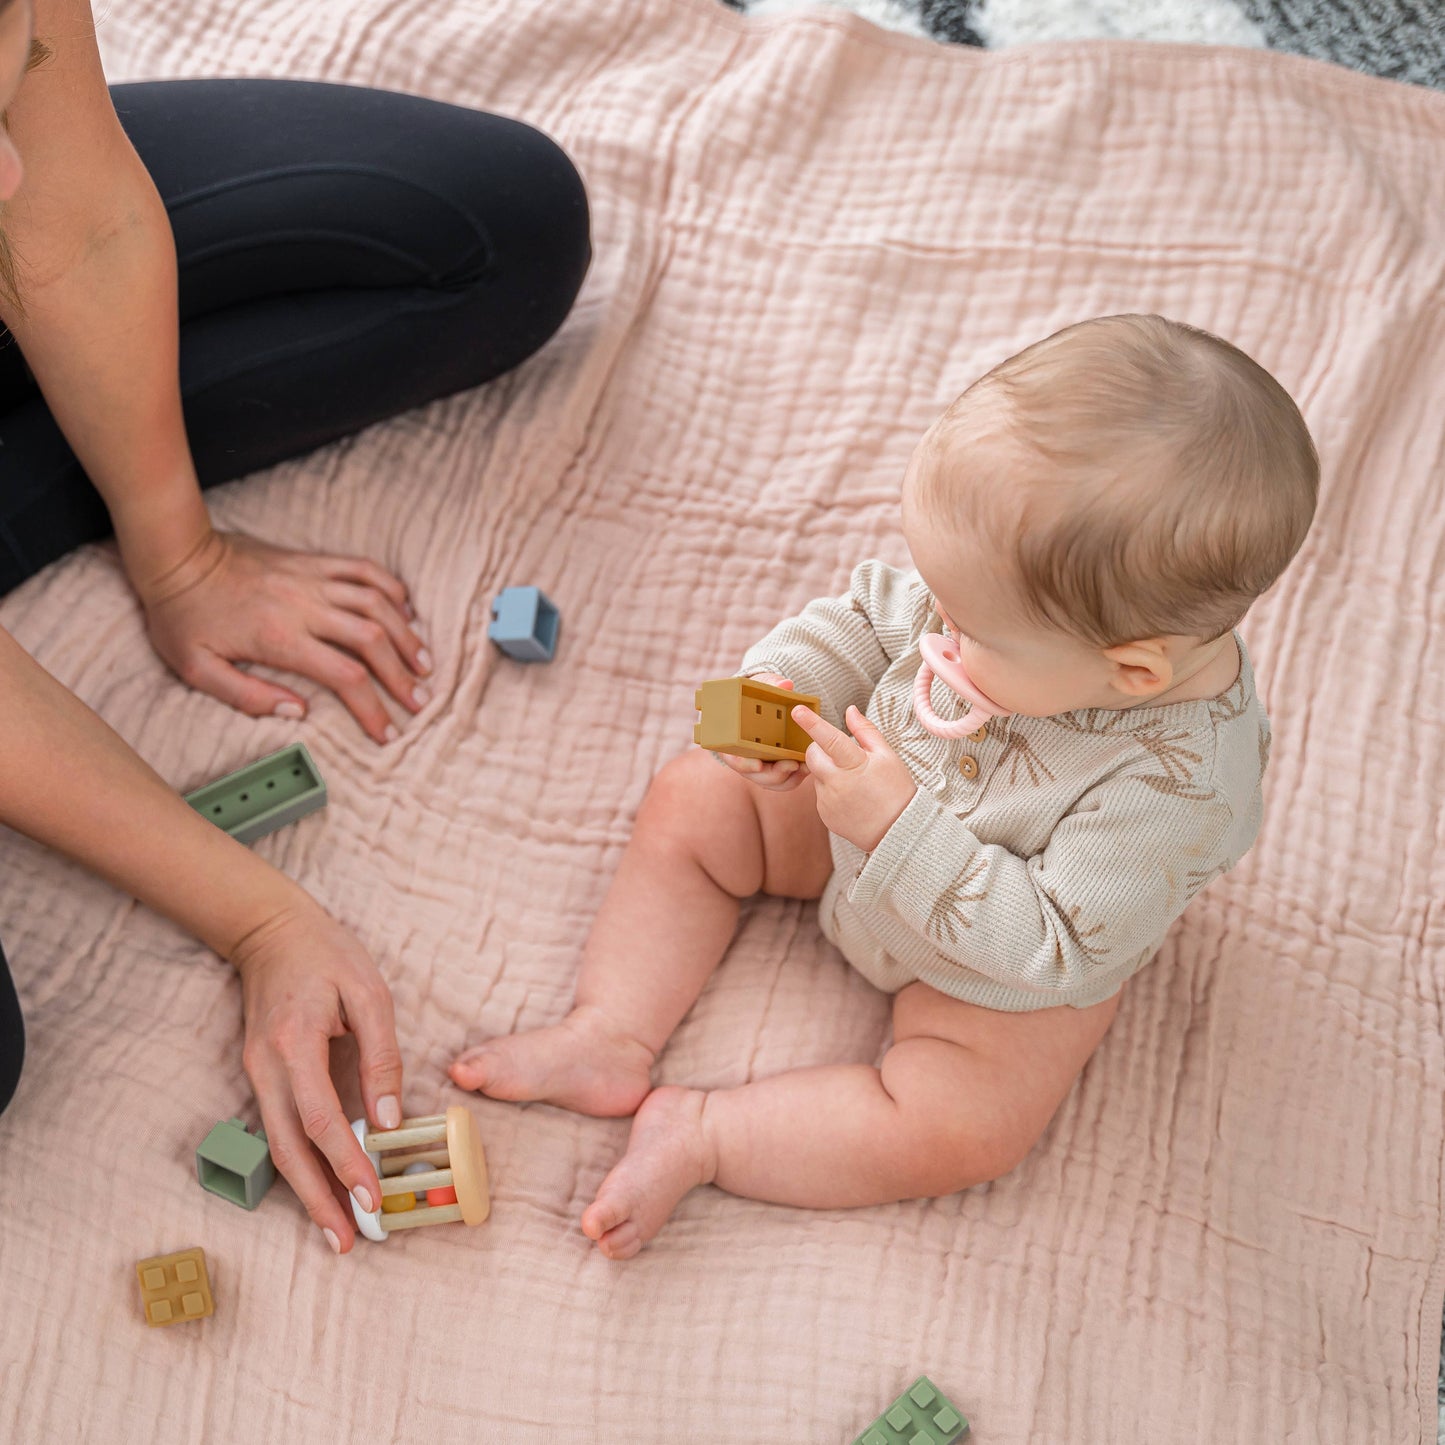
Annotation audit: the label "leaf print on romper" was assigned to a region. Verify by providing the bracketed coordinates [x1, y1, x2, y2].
[924, 855, 990, 951]
[1133, 727, 1215, 801]
[998, 731, 1055, 789]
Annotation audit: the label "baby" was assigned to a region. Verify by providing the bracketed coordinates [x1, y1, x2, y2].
[450, 313, 1318, 1259]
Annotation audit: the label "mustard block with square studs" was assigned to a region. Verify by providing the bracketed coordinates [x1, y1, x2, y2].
[693, 676, 821, 763]
[850, 1376, 969, 1445]
[135, 1247, 215, 1327]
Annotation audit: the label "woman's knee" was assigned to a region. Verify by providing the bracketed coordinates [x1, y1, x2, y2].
[0, 941, 25, 1119]
[454, 116, 591, 322]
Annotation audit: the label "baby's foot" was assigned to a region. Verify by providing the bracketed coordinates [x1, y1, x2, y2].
[448, 1005, 654, 1117]
[580, 1086, 713, 1259]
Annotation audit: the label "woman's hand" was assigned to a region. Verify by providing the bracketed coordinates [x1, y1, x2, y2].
[137, 529, 432, 743]
[231, 901, 405, 1254]
[712, 673, 809, 791]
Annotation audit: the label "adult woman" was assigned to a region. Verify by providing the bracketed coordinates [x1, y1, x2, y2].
[0, 0, 590, 1255]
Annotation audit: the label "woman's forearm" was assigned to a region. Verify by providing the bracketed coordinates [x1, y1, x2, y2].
[0, 626, 314, 958]
[1, 92, 213, 598]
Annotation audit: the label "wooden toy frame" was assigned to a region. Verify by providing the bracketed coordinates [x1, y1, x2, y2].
[349, 1107, 490, 1241]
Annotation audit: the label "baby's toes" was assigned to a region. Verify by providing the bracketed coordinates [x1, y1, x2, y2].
[581, 1187, 633, 1243]
[454, 1036, 556, 1102]
[447, 1047, 494, 1090]
[598, 1221, 642, 1260]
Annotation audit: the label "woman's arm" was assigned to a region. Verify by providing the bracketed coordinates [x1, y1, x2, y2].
[0, 0, 430, 741]
[0, 622, 401, 1251]
[0, 0, 210, 594]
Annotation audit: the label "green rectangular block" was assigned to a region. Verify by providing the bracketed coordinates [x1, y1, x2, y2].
[185, 743, 327, 845]
[851, 1376, 969, 1445]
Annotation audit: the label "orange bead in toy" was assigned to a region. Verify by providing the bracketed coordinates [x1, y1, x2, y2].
[349, 1106, 490, 1242]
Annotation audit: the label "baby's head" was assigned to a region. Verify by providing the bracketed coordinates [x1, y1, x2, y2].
[901, 314, 1319, 717]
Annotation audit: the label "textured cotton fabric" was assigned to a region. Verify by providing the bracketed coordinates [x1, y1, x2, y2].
[740, 560, 1268, 1010]
[0, 1, 1441, 1442]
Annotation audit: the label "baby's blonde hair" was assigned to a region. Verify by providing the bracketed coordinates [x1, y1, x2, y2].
[916, 314, 1319, 647]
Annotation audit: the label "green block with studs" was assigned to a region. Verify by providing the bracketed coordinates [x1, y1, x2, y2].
[185, 743, 327, 845]
[195, 1117, 275, 1210]
[851, 1376, 969, 1445]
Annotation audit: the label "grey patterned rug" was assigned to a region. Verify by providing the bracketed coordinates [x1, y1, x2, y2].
[720, 0, 1445, 1434]
[725, 0, 1445, 89]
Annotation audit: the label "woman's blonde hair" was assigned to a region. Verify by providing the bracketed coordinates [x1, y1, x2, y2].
[917, 314, 1320, 647]
[0, 35, 55, 314]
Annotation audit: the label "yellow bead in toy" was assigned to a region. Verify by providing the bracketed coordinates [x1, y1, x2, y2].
[348, 1107, 491, 1242]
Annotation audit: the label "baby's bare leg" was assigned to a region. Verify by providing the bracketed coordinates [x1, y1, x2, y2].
[581, 981, 1121, 1257]
[449, 749, 832, 1115]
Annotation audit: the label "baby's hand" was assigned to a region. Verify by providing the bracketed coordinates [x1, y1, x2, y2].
[713, 674, 808, 792]
[790, 702, 916, 851]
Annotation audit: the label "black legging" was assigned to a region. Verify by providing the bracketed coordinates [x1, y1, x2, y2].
[0, 78, 591, 1116]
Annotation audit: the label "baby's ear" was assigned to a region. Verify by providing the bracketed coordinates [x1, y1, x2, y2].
[1102, 639, 1173, 698]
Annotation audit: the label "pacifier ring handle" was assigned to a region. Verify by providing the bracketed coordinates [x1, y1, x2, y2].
[913, 630, 1007, 739]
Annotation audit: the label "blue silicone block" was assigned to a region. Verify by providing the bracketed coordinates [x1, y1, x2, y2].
[488, 585, 560, 662]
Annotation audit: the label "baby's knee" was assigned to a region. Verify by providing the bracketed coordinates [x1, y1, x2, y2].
[642, 749, 738, 824]
[635, 750, 766, 894]
[881, 1040, 1041, 1195]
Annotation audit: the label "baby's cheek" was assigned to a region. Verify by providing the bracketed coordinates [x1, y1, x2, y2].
[0, 140, 22, 204]
[983, 667, 1047, 718]
[966, 656, 1009, 706]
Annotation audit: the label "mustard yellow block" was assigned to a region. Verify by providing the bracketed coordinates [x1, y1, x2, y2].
[693, 676, 821, 763]
[135, 1246, 215, 1327]
[381, 1191, 416, 1213]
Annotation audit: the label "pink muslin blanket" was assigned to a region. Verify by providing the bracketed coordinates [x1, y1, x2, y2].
[1, 0, 1441, 1439]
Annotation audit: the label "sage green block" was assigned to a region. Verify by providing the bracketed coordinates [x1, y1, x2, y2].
[185, 743, 327, 845]
[196, 1117, 275, 1210]
[851, 1376, 969, 1445]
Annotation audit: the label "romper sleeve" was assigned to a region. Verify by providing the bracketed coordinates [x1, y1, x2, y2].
[846, 758, 1236, 1000]
[737, 559, 927, 727]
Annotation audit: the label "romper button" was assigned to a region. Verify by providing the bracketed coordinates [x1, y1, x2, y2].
[968, 722, 987, 741]
[958, 755, 979, 780]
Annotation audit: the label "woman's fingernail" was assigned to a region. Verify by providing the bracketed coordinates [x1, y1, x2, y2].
[384, 724, 399, 742]
[323, 1228, 341, 1254]
[275, 701, 305, 719]
[377, 1095, 401, 1130]
[353, 1186, 374, 1214]
[416, 648, 433, 675]
[412, 684, 430, 708]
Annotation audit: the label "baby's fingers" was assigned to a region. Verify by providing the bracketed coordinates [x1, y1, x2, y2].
[709, 751, 803, 788]
[760, 762, 807, 792]
[717, 752, 763, 774]
[749, 759, 806, 790]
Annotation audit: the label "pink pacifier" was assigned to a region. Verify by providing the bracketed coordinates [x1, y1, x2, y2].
[913, 627, 1009, 739]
